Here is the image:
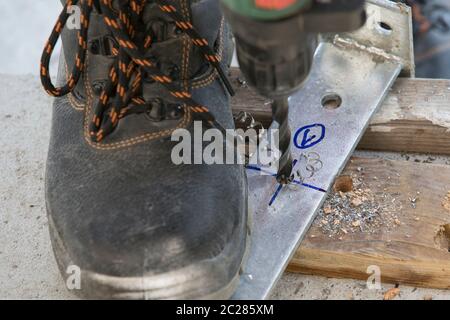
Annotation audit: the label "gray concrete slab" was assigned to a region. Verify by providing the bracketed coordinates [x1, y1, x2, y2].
[1, 74, 449, 300]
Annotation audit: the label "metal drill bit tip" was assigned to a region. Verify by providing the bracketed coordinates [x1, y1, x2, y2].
[272, 98, 293, 185]
[276, 153, 293, 185]
[276, 172, 293, 185]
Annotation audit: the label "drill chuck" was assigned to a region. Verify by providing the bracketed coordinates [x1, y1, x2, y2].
[222, 0, 367, 182]
[222, 0, 367, 98]
[223, 4, 318, 99]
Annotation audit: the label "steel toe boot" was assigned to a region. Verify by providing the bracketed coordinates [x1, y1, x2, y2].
[41, 0, 249, 299]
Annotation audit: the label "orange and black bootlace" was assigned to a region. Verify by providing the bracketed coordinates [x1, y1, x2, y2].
[40, 0, 235, 142]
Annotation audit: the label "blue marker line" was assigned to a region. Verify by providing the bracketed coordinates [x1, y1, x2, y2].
[246, 165, 262, 172]
[246, 162, 327, 206]
[267, 159, 299, 206]
[246, 165, 276, 177]
[269, 184, 284, 206]
[292, 181, 327, 193]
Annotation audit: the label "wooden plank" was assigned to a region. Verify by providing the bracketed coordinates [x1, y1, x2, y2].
[287, 157, 450, 289]
[230, 69, 450, 155]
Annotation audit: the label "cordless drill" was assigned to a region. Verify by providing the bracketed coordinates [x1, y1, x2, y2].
[221, 0, 367, 183]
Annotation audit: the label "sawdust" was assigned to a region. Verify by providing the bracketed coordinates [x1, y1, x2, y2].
[314, 170, 403, 239]
[384, 288, 401, 300]
[442, 191, 450, 212]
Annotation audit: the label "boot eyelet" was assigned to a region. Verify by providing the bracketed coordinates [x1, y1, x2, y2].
[72, 87, 86, 101]
[167, 105, 184, 120]
[145, 102, 184, 122]
[92, 80, 106, 95]
[88, 36, 118, 57]
[169, 64, 181, 80]
[174, 27, 184, 35]
[89, 41, 100, 55]
[145, 99, 164, 122]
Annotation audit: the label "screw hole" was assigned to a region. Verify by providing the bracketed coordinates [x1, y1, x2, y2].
[321, 93, 342, 110]
[377, 22, 393, 35]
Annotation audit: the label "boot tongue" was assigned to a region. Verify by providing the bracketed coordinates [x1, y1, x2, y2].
[139, 2, 189, 103]
[139, 0, 224, 102]
[191, 0, 223, 48]
[81, 0, 223, 103]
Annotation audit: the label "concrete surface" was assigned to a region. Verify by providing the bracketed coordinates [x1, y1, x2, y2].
[0, 1, 61, 75]
[1, 74, 450, 300]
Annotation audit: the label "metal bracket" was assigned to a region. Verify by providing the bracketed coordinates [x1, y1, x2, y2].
[232, 0, 414, 300]
[335, 0, 415, 77]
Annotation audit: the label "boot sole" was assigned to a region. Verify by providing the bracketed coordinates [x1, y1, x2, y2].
[47, 201, 252, 300]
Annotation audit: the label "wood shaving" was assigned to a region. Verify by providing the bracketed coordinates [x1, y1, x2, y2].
[323, 206, 333, 215]
[443, 191, 450, 212]
[383, 288, 400, 300]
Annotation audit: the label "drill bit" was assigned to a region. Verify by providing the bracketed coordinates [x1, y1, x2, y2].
[272, 98, 293, 184]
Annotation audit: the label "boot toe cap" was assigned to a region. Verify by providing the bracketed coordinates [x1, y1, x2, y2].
[46, 160, 248, 299]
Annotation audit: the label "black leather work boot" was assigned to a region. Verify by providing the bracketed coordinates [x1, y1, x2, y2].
[40, 0, 249, 299]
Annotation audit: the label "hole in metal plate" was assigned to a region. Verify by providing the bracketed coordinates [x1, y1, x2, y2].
[321, 93, 342, 110]
[377, 21, 393, 35]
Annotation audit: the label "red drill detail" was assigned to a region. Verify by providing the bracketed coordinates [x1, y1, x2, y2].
[254, 0, 297, 11]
